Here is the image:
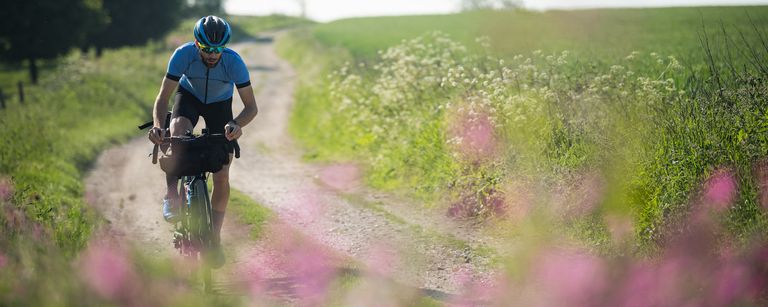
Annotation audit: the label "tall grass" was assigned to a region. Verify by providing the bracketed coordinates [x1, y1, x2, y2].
[277, 19, 768, 304]
[281, 11, 768, 250]
[1, 44, 166, 254]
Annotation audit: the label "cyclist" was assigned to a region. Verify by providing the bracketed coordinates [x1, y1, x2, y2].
[148, 15, 258, 266]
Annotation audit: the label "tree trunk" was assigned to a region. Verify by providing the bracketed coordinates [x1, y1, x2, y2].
[28, 56, 39, 85]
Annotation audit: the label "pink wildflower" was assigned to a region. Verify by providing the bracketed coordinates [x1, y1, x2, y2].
[712, 261, 752, 305]
[449, 267, 506, 307]
[79, 243, 137, 301]
[532, 248, 607, 307]
[702, 169, 737, 212]
[450, 112, 498, 161]
[318, 163, 361, 192]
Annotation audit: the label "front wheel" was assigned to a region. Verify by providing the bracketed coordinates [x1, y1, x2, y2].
[187, 176, 216, 291]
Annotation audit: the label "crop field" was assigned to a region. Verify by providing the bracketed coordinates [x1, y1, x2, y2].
[313, 7, 768, 65]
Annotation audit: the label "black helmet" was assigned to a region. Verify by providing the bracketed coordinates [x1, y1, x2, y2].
[193, 15, 231, 47]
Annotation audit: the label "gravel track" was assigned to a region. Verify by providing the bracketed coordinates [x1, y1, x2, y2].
[85, 31, 496, 300]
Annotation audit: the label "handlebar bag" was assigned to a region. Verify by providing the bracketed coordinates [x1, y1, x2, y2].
[159, 137, 231, 177]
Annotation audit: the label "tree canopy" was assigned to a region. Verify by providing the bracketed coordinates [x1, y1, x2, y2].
[0, 0, 108, 83]
[88, 0, 184, 54]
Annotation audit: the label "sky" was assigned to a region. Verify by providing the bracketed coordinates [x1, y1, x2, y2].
[224, 0, 768, 22]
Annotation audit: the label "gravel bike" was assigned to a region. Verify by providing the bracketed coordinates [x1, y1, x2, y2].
[139, 118, 240, 292]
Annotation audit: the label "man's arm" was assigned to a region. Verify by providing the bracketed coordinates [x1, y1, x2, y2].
[149, 77, 179, 144]
[225, 85, 258, 141]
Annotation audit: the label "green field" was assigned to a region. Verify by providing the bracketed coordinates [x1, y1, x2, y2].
[280, 6, 768, 251]
[314, 7, 768, 64]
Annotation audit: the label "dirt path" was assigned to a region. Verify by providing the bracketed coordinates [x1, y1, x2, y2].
[85, 31, 496, 300]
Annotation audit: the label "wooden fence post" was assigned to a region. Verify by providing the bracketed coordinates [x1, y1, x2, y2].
[0, 88, 5, 109]
[17, 81, 24, 104]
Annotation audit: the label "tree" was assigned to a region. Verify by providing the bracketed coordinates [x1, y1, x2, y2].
[87, 0, 184, 57]
[0, 0, 108, 84]
[184, 0, 224, 17]
[461, 0, 522, 11]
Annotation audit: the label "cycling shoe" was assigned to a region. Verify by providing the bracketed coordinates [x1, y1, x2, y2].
[162, 197, 180, 223]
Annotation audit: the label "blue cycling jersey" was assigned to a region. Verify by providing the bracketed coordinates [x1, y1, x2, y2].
[166, 42, 251, 104]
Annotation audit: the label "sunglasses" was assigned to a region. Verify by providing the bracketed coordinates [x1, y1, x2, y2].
[196, 41, 225, 54]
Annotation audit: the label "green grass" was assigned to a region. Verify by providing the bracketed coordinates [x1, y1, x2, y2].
[1, 44, 167, 254]
[280, 7, 768, 252]
[314, 7, 768, 65]
[227, 188, 274, 239]
[229, 14, 314, 38]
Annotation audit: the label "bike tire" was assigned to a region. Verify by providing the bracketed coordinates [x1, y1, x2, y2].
[187, 176, 216, 292]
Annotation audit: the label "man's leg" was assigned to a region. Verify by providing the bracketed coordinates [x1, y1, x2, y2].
[208, 159, 232, 267]
[165, 117, 194, 206]
[211, 158, 232, 241]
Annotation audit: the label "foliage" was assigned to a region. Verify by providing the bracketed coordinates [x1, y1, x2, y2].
[0, 0, 109, 83]
[461, 0, 522, 11]
[86, 0, 184, 55]
[184, 0, 225, 17]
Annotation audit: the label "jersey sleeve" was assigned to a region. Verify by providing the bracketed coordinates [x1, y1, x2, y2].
[166, 46, 188, 81]
[229, 54, 251, 88]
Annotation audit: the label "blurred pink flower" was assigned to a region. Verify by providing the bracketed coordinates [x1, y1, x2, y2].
[253, 222, 338, 305]
[533, 248, 607, 307]
[450, 112, 498, 161]
[712, 261, 752, 305]
[619, 262, 667, 307]
[318, 163, 361, 192]
[289, 188, 327, 224]
[702, 169, 737, 211]
[288, 242, 336, 306]
[79, 243, 137, 301]
[501, 181, 532, 222]
[449, 268, 506, 307]
[362, 243, 399, 277]
[559, 171, 604, 218]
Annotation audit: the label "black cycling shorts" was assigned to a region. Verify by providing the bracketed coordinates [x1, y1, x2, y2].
[172, 86, 233, 134]
[171, 87, 235, 155]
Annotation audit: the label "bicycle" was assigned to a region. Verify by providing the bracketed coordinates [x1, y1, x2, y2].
[139, 118, 240, 292]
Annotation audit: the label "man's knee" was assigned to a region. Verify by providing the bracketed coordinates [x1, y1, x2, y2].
[212, 166, 230, 186]
[170, 117, 193, 136]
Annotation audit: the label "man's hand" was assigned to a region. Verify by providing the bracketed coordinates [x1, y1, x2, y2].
[148, 127, 165, 145]
[225, 120, 242, 141]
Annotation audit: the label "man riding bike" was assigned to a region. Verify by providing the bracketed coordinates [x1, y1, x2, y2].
[148, 15, 258, 267]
